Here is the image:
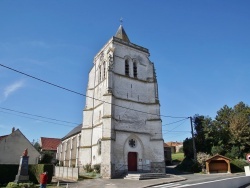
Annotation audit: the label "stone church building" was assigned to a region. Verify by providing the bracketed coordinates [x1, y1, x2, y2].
[57, 25, 165, 178]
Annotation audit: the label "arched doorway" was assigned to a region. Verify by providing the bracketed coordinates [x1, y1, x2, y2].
[128, 152, 137, 171]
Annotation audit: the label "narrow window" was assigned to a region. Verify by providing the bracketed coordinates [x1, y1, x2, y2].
[99, 65, 102, 82]
[103, 62, 106, 79]
[133, 62, 137, 78]
[98, 139, 101, 155]
[125, 59, 129, 76]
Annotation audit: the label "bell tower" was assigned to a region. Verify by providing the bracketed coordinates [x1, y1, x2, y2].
[79, 25, 164, 178]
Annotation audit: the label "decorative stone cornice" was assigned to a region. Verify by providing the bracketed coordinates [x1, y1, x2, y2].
[113, 37, 149, 54]
[102, 137, 115, 141]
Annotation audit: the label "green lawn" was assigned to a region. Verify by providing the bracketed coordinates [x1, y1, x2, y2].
[172, 152, 184, 162]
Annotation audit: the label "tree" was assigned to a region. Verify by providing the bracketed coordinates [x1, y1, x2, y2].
[40, 151, 54, 164]
[229, 102, 250, 158]
[183, 137, 194, 158]
[183, 102, 249, 160]
[213, 105, 233, 154]
[32, 139, 41, 152]
[193, 115, 214, 154]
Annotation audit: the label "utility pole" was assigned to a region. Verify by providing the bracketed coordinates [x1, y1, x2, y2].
[189, 116, 197, 161]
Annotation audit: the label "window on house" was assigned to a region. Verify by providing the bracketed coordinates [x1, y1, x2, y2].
[133, 62, 137, 78]
[125, 59, 129, 76]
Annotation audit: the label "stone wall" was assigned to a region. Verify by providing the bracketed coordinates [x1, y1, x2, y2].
[55, 167, 78, 180]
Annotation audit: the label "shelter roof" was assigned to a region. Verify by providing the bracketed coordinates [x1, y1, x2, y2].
[206, 154, 231, 162]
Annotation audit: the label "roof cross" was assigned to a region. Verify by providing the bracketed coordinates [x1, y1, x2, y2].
[120, 17, 123, 25]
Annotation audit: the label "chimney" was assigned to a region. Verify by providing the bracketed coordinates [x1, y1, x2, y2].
[12, 127, 15, 133]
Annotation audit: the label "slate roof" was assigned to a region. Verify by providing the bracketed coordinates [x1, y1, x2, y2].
[62, 124, 82, 140]
[115, 25, 130, 43]
[40, 137, 61, 151]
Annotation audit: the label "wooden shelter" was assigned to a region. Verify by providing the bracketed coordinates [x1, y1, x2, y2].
[205, 154, 231, 174]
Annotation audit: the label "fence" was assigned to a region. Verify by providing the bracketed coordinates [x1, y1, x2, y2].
[55, 166, 78, 180]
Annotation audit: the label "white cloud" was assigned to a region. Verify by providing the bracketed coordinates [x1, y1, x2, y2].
[3, 80, 25, 100]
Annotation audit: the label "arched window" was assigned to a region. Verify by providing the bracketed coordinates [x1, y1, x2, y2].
[125, 59, 129, 76]
[133, 61, 137, 78]
[103, 61, 106, 79]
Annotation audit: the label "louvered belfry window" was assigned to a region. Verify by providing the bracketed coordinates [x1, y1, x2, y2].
[125, 59, 129, 76]
[133, 62, 137, 78]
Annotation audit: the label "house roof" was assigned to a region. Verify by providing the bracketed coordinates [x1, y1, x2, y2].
[164, 143, 170, 147]
[166, 141, 183, 147]
[0, 135, 8, 142]
[115, 25, 130, 43]
[0, 127, 16, 142]
[62, 124, 82, 140]
[40, 137, 61, 151]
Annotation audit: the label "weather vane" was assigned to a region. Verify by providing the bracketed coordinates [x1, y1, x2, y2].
[120, 17, 123, 25]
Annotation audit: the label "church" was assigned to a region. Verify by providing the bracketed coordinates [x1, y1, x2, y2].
[79, 25, 165, 178]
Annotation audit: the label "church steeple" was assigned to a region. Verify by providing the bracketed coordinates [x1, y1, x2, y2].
[115, 25, 130, 43]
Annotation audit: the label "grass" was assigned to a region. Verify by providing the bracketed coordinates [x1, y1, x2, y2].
[172, 152, 184, 162]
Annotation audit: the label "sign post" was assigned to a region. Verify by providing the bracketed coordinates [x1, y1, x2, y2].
[244, 153, 250, 176]
[246, 153, 250, 163]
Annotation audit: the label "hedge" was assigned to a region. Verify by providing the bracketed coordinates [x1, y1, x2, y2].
[0, 164, 53, 185]
[230, 159, 249, 173]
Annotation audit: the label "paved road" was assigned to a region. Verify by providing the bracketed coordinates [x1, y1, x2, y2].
[54, 166, 250, 188]
[149, 174, 250, 188]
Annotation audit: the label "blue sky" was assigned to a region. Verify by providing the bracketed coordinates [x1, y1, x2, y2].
[0, 1, 249, 143]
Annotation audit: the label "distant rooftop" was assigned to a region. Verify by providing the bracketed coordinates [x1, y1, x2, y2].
[0, 135, 8, 142]
[41, 137, 61, 151]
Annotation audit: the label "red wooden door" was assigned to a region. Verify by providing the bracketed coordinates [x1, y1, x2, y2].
[128, 152, 137, 171]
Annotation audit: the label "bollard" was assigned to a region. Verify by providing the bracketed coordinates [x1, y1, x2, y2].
[57, 181, 60, 187]
[66, 183, 69, 188]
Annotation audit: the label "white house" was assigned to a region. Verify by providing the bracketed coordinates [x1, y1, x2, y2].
[0, 128, 40, 164]
[79, 25, 165, 178]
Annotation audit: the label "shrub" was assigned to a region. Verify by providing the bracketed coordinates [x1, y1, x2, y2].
[6, 182, 19, 188]
[230, 159, 248, 173]
[6, 182, 36, 188]
[0, 164, 53, 185]
[197, 152, 210, 172]
[175, 157, 201, 173]
[29, 164, 53, 184]
[191, 162, 202, 173]
[0, 165, 18, 185]
[93, 164, 100, 173]
[83, 163, 93, 173]
[39, 151, 54, 164]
